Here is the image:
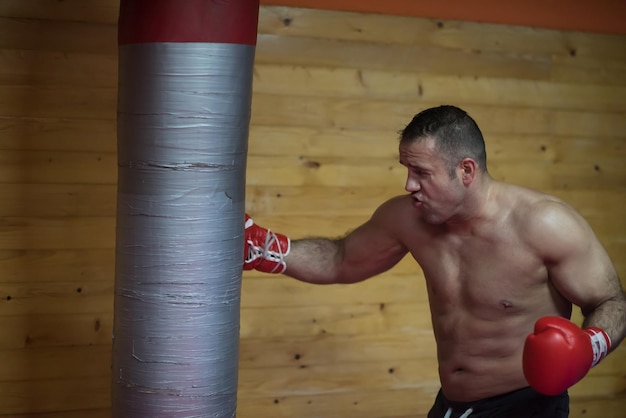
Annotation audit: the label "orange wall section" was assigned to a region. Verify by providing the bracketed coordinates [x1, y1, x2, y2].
[261, 0, 626, 35]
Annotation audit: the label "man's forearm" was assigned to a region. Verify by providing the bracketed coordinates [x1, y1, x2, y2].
[582, 293, 626, 352]
[284, 238, 346, 284]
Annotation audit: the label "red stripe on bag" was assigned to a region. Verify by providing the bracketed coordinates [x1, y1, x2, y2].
[118, 0, 259, 46]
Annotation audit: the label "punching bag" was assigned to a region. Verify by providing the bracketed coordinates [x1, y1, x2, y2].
[112, 1, 259, 416]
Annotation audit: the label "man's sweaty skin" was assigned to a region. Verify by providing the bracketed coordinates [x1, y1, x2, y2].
[387, 186, 572, 401]
[281, 136, 623, 402]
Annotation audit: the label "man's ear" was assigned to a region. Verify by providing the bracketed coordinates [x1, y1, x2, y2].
[459, 158, 477, 185]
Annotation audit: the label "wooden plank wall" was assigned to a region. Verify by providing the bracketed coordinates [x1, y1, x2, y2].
[264, 0, 626, 35]
[0, 1, 625, 417]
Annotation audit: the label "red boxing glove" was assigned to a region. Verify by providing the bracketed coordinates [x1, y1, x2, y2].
[523, 316, 611, 396]
[243, 214, 290, 274]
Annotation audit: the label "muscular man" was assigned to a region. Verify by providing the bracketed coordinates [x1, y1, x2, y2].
[244, 105, 626, 417]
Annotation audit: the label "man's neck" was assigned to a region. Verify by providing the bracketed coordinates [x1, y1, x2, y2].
[445, 176, 497, 233]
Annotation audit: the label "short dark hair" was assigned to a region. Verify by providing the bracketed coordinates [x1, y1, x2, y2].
[399, 105, 487, 176]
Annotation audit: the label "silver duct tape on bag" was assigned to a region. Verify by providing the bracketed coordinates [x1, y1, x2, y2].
[113, 43, 254, 418]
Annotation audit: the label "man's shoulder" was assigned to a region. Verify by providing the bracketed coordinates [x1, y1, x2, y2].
[500, 183, 568, 217]
[374, 194, 410, 210]
[503, 185, 590, 255]
[371, 195, 416, 228]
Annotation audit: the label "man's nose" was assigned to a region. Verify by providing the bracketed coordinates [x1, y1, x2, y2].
[405, 175, 420, 193]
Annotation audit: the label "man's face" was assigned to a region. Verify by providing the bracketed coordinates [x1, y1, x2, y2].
[399, 137, 466, 224]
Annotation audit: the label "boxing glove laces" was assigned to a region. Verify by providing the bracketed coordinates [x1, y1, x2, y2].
[243, 214, 290, 274]
[523, 316, 611, 396]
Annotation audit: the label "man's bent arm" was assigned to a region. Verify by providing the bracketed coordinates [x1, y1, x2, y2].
[581, 277, 626, 353]
[283, 199, 409, 284]
[533, 200, 626, 349]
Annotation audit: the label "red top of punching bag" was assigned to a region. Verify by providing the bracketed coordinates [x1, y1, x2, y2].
[118, 0, 260, 46]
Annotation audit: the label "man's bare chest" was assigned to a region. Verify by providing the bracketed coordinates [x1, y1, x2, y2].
[409, 233, 548, 316]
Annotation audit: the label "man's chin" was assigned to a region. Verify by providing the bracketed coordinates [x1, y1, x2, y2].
[421, 211, 446, 225]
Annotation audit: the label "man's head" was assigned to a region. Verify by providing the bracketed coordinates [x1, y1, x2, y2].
[398, 106, 489, 224]
[399, 105, 487, 178]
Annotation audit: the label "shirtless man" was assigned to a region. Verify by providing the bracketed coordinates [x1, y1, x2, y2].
[244, 105, 626, 417]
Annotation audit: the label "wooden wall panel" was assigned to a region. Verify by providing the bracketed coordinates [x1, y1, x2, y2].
[0, 249, 114, 282]
[258, 0, 626, 36]
[0, 2, 624, 417]
[1, 0, 625, 36]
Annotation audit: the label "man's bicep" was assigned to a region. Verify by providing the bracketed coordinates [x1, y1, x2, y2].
[550, 245, 617, 310]
[339, 214, 408, 283]
[542, 208, 619, 312]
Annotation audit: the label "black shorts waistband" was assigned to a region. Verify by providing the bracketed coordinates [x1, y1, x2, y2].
[441, 386, 566, 411]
